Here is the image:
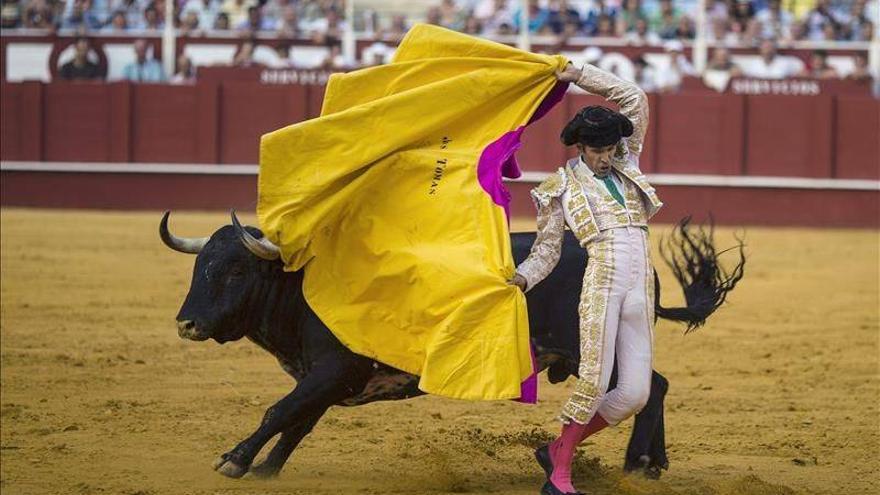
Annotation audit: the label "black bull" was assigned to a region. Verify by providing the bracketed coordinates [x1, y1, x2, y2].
[160, 212, 744, 481]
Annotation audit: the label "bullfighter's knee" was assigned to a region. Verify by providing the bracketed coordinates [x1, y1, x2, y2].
[601, 379, 651, 424]
[617, 382, 652, 420]
[627, 382, 651, 416]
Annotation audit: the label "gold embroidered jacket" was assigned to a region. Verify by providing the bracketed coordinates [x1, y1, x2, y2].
[516, 63, 663, 291]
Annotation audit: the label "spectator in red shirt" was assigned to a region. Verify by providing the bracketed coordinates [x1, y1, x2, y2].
[798, 49, 839, 79]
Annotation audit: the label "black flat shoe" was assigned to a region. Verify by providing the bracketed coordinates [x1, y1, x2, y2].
[534, 444, 553, 479]
[540, 480, 585, 495]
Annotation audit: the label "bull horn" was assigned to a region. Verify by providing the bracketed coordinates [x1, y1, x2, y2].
[160, 211, 208, 254]
[231, 210, 281, 261]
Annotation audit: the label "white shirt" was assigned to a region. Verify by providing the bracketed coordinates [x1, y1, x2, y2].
[746, 56, 798, 80]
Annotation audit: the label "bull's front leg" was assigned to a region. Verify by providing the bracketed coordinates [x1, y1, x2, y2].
[248, 413, 323, 478]
[213, 357, 372, 478]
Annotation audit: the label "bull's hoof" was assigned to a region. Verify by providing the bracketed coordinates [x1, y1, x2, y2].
[624, 454, 663, 480]
[212, 454, 248, 479]
[248, 461, 282, 479]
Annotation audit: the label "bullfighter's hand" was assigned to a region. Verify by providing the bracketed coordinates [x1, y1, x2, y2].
[555, 62, 580, 83]
[508, 273, 527, 291]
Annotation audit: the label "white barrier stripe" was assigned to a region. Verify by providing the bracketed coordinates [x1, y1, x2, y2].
[515, 171, 880, 191]
[2, 161, 878, 191]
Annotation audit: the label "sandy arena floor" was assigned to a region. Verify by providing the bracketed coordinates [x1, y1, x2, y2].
[1, 208, 877, 495]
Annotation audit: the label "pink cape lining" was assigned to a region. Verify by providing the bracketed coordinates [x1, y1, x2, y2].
[476, 81, 569, 403]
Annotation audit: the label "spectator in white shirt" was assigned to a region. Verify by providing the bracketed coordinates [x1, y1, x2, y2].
[745, 39, 798, 79]
[478, 0, 516, 35]
[182, 0, 220, 33]
[275, 5, 300, 38]
[221, 0, 254, 28]
[302, 6, 345, 39]
[655, 40, 696, 92]
[703, 46, 743, 92]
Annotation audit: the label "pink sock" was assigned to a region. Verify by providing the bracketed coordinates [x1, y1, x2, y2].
[548, 421, 587, 493]
[548, 414, 610, 493]
[578, 413, 610, 443]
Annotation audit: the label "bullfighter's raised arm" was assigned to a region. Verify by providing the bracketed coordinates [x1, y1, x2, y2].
[574, 63, 649, 157]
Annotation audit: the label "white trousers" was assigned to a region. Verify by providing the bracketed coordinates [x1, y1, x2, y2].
[560, 226, 655, 426]
[594, 227, 655, 425]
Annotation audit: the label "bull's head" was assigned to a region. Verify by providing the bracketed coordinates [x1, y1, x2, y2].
[160, 211, 282, 343]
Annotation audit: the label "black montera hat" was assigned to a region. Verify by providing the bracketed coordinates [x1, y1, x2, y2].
[560, 105, 634, 148]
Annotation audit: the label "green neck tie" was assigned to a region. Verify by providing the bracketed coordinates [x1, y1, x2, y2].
[599, 174, 626, 207]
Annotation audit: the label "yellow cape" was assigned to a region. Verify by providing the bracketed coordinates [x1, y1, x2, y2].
[258, 24, 567, 400]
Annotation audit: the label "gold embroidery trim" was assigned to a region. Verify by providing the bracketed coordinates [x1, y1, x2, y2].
[560, 239, 614, 424]
[563, 166, 601, 246]
[530, 170, 566, 208]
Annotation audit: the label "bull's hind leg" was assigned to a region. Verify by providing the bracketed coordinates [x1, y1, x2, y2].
[213, 356, 372, 478]
[624, 371, 669, 478]
[248, 412, 322, 478]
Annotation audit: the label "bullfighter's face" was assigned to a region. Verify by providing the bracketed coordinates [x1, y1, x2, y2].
[579, 143, 617, 178]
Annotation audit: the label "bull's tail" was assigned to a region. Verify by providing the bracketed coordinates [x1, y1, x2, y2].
[654, 216, 745, 333]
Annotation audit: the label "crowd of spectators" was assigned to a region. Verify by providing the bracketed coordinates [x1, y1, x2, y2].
[1, 1, 875, 46]
[422, 0, 876, 44]
[6, 1, 874, 88]
[0, 0, 348, 41]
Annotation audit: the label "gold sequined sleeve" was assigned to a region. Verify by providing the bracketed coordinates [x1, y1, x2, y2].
[515, 197, 565, 293]
[575, 63, 649, 156]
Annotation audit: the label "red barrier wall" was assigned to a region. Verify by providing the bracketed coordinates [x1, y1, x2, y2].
[835, 96, 880, 179]
[1, 82, 879, 180]
[43, 83, 131, 162]
[132, 84, 208, 163]
[744, 95, 835, 177]
[220, 82, 309, 163]
[0, 171, 258, 210]
[0, 81, 42, 160]
[655, 94, 745, 175]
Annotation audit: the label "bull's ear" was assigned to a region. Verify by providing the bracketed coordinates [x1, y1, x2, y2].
[160, 211, 208, 254]
[230, 210, 281, 261]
